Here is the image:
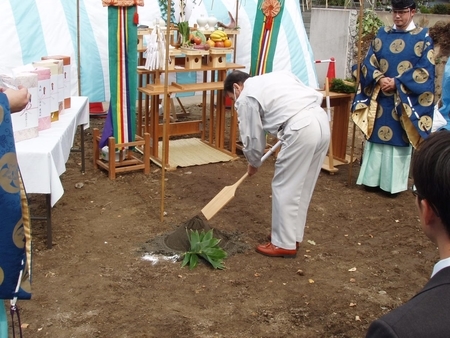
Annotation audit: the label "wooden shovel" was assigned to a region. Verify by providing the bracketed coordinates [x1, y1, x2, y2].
[201, 140, 282, 220]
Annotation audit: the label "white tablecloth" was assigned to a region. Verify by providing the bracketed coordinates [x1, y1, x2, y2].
[15, 96, 89, 206]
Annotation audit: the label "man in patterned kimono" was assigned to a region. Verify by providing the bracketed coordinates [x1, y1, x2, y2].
[352, 0, 435, 194]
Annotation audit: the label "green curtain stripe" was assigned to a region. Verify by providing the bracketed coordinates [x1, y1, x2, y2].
[108, 6, 137, 143]
[108, 6, 119, 140]
[250, 1, 285, 75]
[127, 9, 138, 141]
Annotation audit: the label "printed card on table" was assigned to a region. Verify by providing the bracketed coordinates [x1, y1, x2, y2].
[2, 72, 40, 142]
[33, 60, 63, 122]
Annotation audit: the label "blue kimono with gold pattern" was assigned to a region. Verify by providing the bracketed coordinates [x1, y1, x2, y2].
[352, 25, 435, 148]
[0, 92, 31, 300]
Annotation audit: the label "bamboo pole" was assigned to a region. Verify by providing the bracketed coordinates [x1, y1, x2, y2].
[347, 0, 364, 186]
[325, 77, 335, 172]
[233, 0, 239, 63]
[77, 0, 81, 95]
[160, 1, 172, 222]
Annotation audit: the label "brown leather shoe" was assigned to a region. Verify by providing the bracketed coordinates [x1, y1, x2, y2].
[256, 242, 297, 258]
[267, 234, 300, 250]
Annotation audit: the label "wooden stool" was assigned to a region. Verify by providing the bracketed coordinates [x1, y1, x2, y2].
[93, 128, 151, 180]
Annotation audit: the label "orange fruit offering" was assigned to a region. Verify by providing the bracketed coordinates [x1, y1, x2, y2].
[223, 39, 232, 48]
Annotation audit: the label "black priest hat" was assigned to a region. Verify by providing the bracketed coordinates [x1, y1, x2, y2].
[391, 0, 416, 9]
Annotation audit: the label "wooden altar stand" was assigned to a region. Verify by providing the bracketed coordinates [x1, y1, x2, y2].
[93, 128, 151, 180]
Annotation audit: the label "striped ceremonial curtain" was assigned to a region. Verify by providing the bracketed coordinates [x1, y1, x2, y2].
[250, 0, 285, 76]
[101, 6, 137, 147]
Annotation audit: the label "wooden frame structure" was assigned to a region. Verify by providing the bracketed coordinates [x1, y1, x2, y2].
[93, 128, 151, 179]
[137, 61, 245, 170]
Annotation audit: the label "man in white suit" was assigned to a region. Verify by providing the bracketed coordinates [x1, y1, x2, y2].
[224, 70, 330, 258]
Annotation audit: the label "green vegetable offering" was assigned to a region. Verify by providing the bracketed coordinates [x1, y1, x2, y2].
[177, 21, 190, 46]
[181, 229, 227, 270]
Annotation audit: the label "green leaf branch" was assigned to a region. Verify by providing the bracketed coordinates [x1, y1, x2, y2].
[181, 229, 227, 270]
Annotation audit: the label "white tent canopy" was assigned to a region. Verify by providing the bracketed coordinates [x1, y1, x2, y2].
[0, 0, 318, 103]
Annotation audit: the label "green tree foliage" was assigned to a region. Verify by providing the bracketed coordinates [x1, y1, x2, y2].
[431, 3, 450, 15]
[357, 9, 384, 38]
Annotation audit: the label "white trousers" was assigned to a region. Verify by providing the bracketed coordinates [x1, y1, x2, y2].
[271, 106, 330, 250]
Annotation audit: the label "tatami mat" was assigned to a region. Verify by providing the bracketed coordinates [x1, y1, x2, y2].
[157, 138, 235, 168]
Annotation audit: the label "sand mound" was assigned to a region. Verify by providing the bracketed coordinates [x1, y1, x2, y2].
[141, 215, 249, 258]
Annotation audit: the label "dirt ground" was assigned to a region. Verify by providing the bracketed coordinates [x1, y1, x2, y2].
[5, 102, 438, 338]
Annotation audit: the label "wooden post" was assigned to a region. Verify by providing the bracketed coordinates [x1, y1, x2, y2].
[160, 1, 172, 222]
[325, 78, 337, 174]
[348, 0, 365, 185]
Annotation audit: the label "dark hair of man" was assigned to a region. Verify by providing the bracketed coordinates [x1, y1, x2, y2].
[224, 70, 250, 93]
[412, 130, 450, 234]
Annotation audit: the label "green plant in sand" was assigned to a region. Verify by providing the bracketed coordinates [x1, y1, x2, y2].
[181, 229, 227, 270]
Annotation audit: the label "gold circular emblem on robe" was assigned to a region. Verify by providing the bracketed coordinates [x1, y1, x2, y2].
[390, 39, 405, 53]
[418, 92, 434, 107]
[427, 49, 435, 65]
[379, 59, 389, 73]
[0, 153, 20, 194]
[376, 105, 383, 118]
[370, 54, 380, 68]
[378, 126, 393, 141]
[414, 41, 424, 57]
[418, 115, 432, 132]
[362, 65, 368, 78]
[364, 85, 373, 96]
[373, 70, 383, 80]
[402, 103, 412, 117]
[400, 83, 412, 95]
[373, 38, 382, 52]
[397, 61, 412, 75]
[13, 220, 25, 249]
[391, 107, 400, 121]
[413, 68, 429, 84]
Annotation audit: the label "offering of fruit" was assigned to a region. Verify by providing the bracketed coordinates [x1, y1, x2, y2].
[214, 41, 225, 48]
[210, 29, 228, 42]
[193, 36, 202, 45]
[206, 39, 215, 48]
[223, 39, 232, 48]
[191, 30, 206, 45]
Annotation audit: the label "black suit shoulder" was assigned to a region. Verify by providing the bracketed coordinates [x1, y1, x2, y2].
[366, 267, 450, 338]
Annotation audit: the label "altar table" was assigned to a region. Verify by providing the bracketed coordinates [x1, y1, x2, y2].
[15, 96, 89, 248]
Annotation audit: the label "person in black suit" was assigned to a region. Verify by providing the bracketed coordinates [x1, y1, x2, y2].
[366, 130, 450, 337]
